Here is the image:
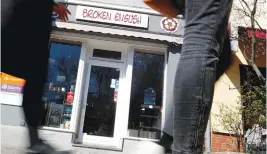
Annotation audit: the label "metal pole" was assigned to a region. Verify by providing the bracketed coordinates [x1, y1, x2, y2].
[205, 117, 211, 153]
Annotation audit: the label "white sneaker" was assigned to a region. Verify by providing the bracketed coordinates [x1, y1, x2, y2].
[133, 141, 165, 154]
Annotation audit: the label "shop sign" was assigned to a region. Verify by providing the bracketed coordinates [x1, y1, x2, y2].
[76, 6, 149, 28]
[0, 73, 25, 94]
[0, 73, 25, 106]
[247, 30, 266, 39]
[160, 17, 179, 33]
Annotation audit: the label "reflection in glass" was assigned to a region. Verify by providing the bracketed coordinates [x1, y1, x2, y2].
[42, 42, 81, 129]
[128, 52, 164, 139]
[83, 66, 120, 137]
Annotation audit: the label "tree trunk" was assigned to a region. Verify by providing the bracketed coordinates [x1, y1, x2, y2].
[249, 14, 265, 81]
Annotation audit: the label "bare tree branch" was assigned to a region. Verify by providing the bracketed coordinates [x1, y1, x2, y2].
[235, 7, 251, 18]
[239, 0, 252, 13]
[251, 0, 258, 17]
[255, 20, 263, 30]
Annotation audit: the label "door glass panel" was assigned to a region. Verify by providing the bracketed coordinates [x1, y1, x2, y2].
[83, 65, 120, 137]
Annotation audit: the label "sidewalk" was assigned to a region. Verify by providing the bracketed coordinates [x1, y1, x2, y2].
[0, 125, 149, 154]
[1, 125, 77, 154]
[2, 125, 257, 154]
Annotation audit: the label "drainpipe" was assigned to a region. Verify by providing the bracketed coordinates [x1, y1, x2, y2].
[205, 117, 211, 153]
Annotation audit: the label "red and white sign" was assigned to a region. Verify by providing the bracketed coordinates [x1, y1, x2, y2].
[76, 6, 149, 28]
[161, 17, 179, 33]
[247, 30, 266, 39]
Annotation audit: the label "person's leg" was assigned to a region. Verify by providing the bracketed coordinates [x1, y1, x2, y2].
[159, 33, 232, 154]
[172, 0, 233, 153]
[23, 75, 59, 153]
[1, 0, 53, 150]
[22, 75, 48, 147]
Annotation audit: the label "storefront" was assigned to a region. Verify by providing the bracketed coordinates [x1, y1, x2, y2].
[1, 2, 184, 151]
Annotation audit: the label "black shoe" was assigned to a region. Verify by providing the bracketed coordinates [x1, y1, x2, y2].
[28, 140, 72, 154]
[158, 132, 173, 153]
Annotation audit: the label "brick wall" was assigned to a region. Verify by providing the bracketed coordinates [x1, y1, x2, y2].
[212, 132, 243, 152]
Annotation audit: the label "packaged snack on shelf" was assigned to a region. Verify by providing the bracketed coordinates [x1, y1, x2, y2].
[63, 106, 72, 116]
[64, 119, 70, 129]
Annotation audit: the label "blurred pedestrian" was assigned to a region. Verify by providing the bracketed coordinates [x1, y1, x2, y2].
[135, 0, 233, 153]
[1, 0, 70, 153]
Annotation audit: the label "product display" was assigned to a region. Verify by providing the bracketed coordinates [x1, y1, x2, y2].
[63, 106, 72, 117]
[62, 118, 71, 129]
[70, 85, 75, 92]
[144, 88, 156, 105]
[139, 104, 161, 139]
[47, 103, 64, 128]
[66, 92, 74, 104]
[42, 41, 81, 130]
[44, 82, 75, 129]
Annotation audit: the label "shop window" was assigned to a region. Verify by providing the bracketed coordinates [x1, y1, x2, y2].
[93, 49, 121, 60]
[41, 41, 81, 130]
[127, 52, 165, 139]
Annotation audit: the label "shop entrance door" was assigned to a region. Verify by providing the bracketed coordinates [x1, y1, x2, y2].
[78, 58, 124, 150]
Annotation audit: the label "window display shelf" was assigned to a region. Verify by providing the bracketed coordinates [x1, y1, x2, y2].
[44, 101, 73, 129]
[138, 103, 161, 139]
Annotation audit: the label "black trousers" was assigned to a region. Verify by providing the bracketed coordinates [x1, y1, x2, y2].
[1, 0, 53, 146]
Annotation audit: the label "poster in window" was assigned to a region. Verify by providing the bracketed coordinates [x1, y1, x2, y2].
[144, 88, 156, 105]
[47, 103, 64, 128]
[114, 80, 119, 102]
[110, 79, 116, 88]
[115, 80, 119, 92]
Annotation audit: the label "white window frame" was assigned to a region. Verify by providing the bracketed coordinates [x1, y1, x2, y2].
[124, 47, 168, 141]
[75, 38, 130, 150]
[49, 31, 168, 149]
[39, 35, 87, 133]
[78, 59, 125, 150]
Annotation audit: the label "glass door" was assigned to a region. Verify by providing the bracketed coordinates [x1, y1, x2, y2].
[83, 65, 120, 137]
[78, 59, 124, 149]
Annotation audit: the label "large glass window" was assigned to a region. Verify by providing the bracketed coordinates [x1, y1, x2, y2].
[41, 41, 81, 130]
[127, 52, 165, 139]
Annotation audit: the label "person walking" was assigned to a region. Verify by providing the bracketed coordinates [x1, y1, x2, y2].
[1, 0, 70, 153]
[134, 0, 233, 153]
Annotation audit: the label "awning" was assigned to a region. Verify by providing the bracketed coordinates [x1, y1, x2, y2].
[53, 21, 183, 44]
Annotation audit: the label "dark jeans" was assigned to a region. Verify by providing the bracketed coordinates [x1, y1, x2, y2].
[1, 0, 53, 146]
[163, 0, 233, 153]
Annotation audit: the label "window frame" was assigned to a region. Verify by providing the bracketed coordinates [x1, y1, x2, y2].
[49, 30, 168, 143]
[39, 36, 87, 133]
[125, 48, 168, 141]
